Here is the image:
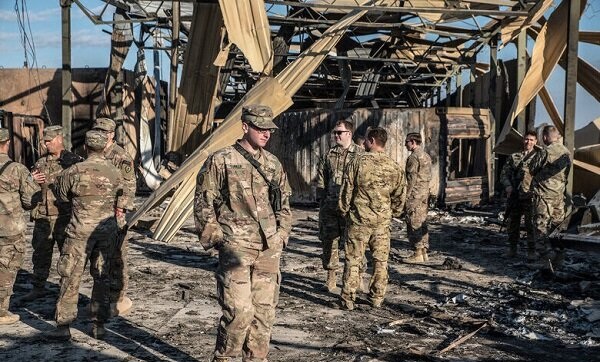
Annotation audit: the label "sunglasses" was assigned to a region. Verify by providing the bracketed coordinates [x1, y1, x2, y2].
[332, 130, 350, 136]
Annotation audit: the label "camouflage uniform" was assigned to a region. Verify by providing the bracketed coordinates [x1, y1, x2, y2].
[0, 128, 41, 322]
[339, 151, 405, 307]
[30, 131, 82, 289]
[54, 131, 123, 327]
[405, 147, 432, 250]
[499, 149, 537, 251]
[103, 141, 135, 303]
[526, 141, 571, 257]
[194, 122, 292, 360]
[316, 142, 362, 271]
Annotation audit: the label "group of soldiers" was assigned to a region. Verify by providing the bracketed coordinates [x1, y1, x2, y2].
[1, 102, 571, 362]
[0, 118, 135, 341]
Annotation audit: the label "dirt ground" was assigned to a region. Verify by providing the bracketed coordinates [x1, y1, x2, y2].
[1, 203, 599, 362]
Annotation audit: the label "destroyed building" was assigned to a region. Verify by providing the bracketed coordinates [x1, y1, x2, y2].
[0, 0, 599, 361]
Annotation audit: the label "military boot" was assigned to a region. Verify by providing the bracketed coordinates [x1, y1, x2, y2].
[325, 270, 337, 292]
[0, 312, 20, 325]
[110, 296, 133, 317]
[19, 286, 47, 303]
[91, 322, 106, 340]
[403, 248, 425, 263]
[422, 248, 430, 262]
[47, 324, 71, 341]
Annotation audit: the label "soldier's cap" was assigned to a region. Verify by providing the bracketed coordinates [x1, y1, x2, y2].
[0, 128, 9, 142]
[43, 125, 63, 141]
[85, 130, 108, 151]
[241, 104, 278, 130]
[93, 117, 116, 132]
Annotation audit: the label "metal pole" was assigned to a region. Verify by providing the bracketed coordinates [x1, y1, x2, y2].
[153, 32, 162, 168]
[446, 79, 451, 107]
[457, 71, 463, 107]
[564, 0, 580, 195]
[168, 0, 180, 153]
[516, 30, 527, 133]
[61, 0, 72, 150]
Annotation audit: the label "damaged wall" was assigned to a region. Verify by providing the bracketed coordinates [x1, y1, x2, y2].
[268, 107, 493, 205]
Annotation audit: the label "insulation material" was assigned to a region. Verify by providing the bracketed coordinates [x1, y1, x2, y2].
[499, 0, 553, 47]
[167, 4, 223, 158]
[497, 0, 587, 146]
[129, 7, 370, 241]
[218, 0, 273, 74]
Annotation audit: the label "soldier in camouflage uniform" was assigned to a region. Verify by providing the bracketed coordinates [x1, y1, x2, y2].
[339, 127, 405, 310]
[526, 125, 571, 268]
[402, 133, 432, 263]
[50, 130, 124, 340]
[20, 125, 82, 302]
[194, 105, 292, 362]
[0, 128, 41, 325]
[93, 117, 136, 316]
[316, 120, 362, 292]
[499, 130, 538, 260]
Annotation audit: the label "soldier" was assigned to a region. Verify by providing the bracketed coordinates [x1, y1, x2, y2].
[499, 130, 538, 260]
[316, 120, 362, 291]
[20, 125, 82, 302]
[403, 133, 432, 263]
[527, 125, 571, 268]
[339, 127, 405, 310]
[49, 130, 123, 340]
[92, 117, 136, 316]
[194, 104, 292, 362]
[0, 128, 41, 325]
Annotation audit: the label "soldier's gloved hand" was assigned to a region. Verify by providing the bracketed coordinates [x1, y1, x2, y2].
[32, 170, 46, 184]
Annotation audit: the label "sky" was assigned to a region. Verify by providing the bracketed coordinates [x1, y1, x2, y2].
[0, 0, 598, 129]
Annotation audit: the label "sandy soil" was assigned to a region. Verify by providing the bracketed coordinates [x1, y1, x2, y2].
[1, 204, 598, 361]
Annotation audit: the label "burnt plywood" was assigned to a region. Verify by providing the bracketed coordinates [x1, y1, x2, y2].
[268, 107, 492, 205]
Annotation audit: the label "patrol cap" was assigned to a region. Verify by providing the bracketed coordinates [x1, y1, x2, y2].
[93, 117, 116, 132]
[43, 125, 63, 141]
[241, 104, 278, 130]
[0, 128, 9, 142]
[85, 130, 108, 151]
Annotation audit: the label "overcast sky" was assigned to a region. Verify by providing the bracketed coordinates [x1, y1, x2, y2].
[0, 1, 598, 129]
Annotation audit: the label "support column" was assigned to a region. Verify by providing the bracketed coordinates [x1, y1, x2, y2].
[153, 32, 162, 168]
[446, 79, 451, 107]
[168, 0, 180, 152]
[516, 30, 527, 133]
[61, 0, 72, 150]
[564, 0, 580, 195]
[457, 71, 463, 107]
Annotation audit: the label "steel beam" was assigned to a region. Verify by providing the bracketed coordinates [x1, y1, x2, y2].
[61, 0, 72, 150]
[516, 30, 527, 133]
[168, 0, 180, 148]
[564, 0, 580, 195]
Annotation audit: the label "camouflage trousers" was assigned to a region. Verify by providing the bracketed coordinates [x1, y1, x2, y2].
[506, 197, 534, 247]
[0, 234, 25, 316]
[319, 204, 346, 271]
[55, 228, 116, 326]
[533, 194, 565, 255]
[406, 198, 429, 250]
[341, 222, 391, 306]
[214, 244, 282, 361]
[31, 214, 69, 288]
[109, 215, 129, 302]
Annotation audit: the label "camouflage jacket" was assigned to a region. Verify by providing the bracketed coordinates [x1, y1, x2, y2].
[56, 153, 123, 240]
[527, 141, 571, 199]
[32, 150, 83, 218]
[0, 153, 41, 237]
[104, 142, 136, 210]
[316, 142, 362, 207]
[339, 151, 406, 226]
[194, 142, 292, 251]
[499, 149, 538, 198]
[405, 147, 432, 203]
